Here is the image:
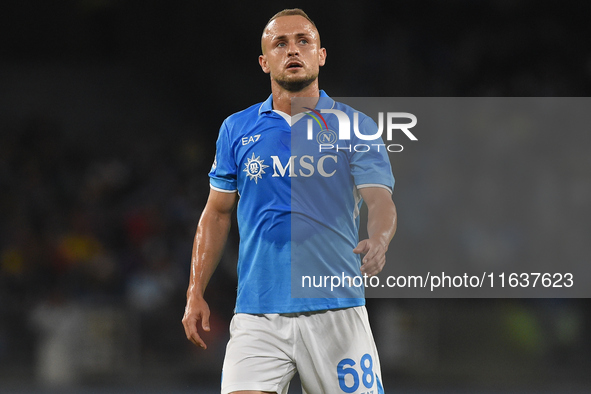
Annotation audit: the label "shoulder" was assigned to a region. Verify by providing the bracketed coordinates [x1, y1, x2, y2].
[217, 102, 267, 143]
[223, 102, 264, 129]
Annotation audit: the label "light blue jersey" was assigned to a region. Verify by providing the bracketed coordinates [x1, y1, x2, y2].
[209, 91, 394, 314]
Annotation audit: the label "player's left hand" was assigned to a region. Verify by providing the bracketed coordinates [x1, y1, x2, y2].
[354, 238, 387, 277]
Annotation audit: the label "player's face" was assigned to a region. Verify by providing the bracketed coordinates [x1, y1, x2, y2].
[259, 15, 326, 92]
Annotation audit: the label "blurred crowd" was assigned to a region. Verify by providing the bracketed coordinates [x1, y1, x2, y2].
[1, 114, 190, 307]
[0, 75, 239, 384]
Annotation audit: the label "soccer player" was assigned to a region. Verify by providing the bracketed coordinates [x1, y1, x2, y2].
[182, 8, 397, 394]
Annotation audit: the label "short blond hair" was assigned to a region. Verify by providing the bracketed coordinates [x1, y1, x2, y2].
[261, 9, 320, 53]
[264, 8, 317, 31]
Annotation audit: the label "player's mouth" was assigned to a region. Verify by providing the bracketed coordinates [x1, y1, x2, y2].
[286, 61, 303, 70]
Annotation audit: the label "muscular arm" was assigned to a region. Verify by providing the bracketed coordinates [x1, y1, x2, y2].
[353, 187, 397, 277]
[182, 189, 237, 349]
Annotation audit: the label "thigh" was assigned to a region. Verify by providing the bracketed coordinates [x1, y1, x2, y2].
[221, 313, 297, 394]
[295, 306, 384, 394]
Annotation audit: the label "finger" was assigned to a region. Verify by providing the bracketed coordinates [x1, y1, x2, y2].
[360, 261, 375, 275]
[361, 253, 385, 274]
[363, 256, 386, 276]
[362, 245, 379, 263]
[361, 263, 378, 277]
[363, 263, 380, 277]
[201, 309, 211, 332]
[182, 316, 193, 340]
[191, 331, 207, 349]
[361, 244, 383, 269]
[190, 315, 207, 349]
[353, 240, 368, 254]
[183, 315, 208, 349]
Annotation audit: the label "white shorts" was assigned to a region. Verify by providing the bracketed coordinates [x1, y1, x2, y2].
[221, 306, 384, 394]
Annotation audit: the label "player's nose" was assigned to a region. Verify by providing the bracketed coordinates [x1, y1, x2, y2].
[287, 40, 299, 56]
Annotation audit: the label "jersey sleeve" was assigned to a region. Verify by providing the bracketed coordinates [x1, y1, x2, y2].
[349, 115, 395, 192]
[209, 121, 238, 193]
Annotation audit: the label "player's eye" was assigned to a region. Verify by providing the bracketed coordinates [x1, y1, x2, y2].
[299, 39, 308, 45]
[277, 42, 286, 47]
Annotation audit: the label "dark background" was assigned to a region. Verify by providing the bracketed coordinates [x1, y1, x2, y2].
[1, 0, 590, 392]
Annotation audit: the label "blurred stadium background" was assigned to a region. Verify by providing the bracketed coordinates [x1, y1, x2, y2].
[1, 0, 590, 393]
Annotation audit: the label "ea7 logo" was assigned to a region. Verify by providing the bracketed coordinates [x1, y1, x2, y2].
[242, 134, 261, 146]
[306, 111, 417, 141]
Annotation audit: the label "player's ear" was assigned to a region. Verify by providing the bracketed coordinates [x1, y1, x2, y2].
[318, 47, 327, 67]
[259, 54, 270, 74]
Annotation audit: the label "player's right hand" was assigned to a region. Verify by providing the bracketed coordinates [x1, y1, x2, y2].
[182, 296, 211, 349]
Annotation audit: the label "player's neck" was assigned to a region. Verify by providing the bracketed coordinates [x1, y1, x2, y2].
[271, 80, 320, 116]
